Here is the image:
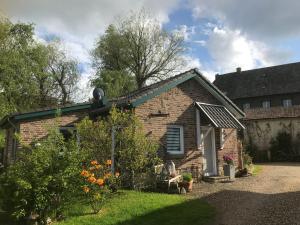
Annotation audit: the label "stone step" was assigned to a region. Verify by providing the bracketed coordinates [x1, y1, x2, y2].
[203, 175, 231, 183]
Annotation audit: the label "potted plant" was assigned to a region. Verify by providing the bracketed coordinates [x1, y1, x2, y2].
[223, 155, 235, 180]
[179, 173, 193, 192]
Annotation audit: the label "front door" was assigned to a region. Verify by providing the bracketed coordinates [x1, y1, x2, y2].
[201, 126, 217, 176]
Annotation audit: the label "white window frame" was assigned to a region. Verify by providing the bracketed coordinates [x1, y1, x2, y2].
[243, 103, 250, 110]
[166, 125, 184, 155]
[283, 99, 292, 108]
[262, 100, 270, 109]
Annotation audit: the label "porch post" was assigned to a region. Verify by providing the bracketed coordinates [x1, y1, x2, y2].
[196, 108, 201, 151]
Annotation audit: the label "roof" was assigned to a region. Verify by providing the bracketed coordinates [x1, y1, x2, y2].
[195, 102, 245, 129]
[91, 68, 245, 118]
[243, 105, 300, 120]
[0, 102, 91, 127]
[213, 62, 300, 99]
[0, 68, 244, 128]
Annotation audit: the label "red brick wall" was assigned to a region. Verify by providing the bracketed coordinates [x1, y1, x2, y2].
[135, 78, 240, 177]
[19, 113, 87, 145]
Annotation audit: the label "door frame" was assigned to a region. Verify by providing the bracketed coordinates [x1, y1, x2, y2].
[202, 126, 217, 176]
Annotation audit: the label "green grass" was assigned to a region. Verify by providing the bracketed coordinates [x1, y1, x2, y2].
[252, 164, 262, 176]
[56, 190, 215, 225]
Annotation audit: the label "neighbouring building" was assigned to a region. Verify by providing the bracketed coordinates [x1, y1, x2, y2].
[214, 62, 300, 161]
[1, 69, 245, 179]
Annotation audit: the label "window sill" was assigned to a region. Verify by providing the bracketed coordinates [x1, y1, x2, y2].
[165, 153, 185, 159]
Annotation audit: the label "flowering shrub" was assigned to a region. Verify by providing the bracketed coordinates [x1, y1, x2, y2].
[80, 159, 119, 213]
[223, 155, 234, 165]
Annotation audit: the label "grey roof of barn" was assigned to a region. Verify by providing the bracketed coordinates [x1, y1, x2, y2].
[195, 102, 245, 129]
[213, 61, 300, 99]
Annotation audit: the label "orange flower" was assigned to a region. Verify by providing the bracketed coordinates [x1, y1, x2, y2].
[83, 186, 90, 193]
[104, 173, 112, 179]
[87, 176, 97, 183]
[91, 160, 98, 166]
[106, 159, 112, 166]
[80, 170, 89, 177]
[95, 164, 102, 170]
[96, 178, 104, 186]
[115, 172, 120, 178]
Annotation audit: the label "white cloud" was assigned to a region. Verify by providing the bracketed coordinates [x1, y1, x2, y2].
[190, 0, 300, 40]
[204, 25, 292, 73]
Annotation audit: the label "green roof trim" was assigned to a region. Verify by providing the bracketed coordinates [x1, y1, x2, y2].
[0, 103, 91, 127]
[131, 72, 196, 107]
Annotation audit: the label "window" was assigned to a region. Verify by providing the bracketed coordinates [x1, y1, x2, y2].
[262, 101, 270, 109]
[59, 126, 77, 142]
[166, 125, 184, 154]
[243, 103, 250, 110]
[283, 99, 292, 107]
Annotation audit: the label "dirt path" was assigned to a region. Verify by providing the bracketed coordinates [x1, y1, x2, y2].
[192, 163, 300, 225]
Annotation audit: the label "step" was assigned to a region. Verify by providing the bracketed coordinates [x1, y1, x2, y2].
[203, 176, 231, 183]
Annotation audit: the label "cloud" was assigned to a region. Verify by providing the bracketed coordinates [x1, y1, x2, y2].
[190, 0, 300, 40]
[173, 25, 195, 41]
[204, 25, 292, 73]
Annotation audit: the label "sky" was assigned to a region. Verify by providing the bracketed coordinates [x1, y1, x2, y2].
[1, 0, 300, 101]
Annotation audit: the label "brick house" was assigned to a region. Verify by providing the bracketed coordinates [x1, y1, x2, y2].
[1, 69, 244, 178]
[214, 62, 300, 160]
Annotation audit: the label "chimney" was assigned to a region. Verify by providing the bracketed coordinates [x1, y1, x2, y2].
[236, 67, 242, 73]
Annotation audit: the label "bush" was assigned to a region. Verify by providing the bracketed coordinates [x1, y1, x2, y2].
[269, 131, 299, 162]
[80, 159, 119, 214]
[182, 173, 192, 182]
[0, 128, 86, 224]
[77, 107, 161, 190]
[243, 152, 253, 167]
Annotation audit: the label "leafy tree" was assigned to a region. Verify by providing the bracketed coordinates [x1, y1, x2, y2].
[48, 42, 79, 105]
[92, 10, 185, 90]
[91, 70, 136, 98]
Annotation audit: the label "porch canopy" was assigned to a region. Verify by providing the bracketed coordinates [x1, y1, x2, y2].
[195, 102, 245, 129]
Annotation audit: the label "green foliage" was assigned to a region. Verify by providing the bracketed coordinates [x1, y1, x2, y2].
[0, 19, 79, 119]
[92, 10, 185, 90]
[0, 128, 86, 224]
[91, 70, 136, 98]
[243, 152, 253, 167]
[182, 173, 193, 182]
[269, 131, 300, 162]
[76, 107, 161, 190]
[244, 138, 268, 162]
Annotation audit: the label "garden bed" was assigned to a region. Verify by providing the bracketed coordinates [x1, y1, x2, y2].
[56, 190, 215, 225]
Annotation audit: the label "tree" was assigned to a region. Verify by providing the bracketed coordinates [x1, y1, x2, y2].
[91, 70, 136, 98]
[92, 10, 185, 90]
[48, 42, 79, 105]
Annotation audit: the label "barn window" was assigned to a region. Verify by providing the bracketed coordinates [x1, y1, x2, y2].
[166, 125, 184, 154]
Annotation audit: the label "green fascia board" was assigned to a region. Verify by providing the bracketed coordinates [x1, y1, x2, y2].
[14, 103, 91, 121]
[131, 72, 196, 107]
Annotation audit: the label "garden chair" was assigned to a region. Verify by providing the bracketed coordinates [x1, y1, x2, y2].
[154, 161, 182, 193]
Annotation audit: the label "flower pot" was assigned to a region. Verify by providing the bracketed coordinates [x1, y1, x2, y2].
[179, 179, 193, 192]
[223, 164, 235, 180]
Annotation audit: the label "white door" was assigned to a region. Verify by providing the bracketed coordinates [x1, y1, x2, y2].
[201, 127, 217, 176]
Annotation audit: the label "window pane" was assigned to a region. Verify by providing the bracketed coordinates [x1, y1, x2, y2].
[262, 101, 270, 108]
[167, 127, 182, 153]
[283, 99, 292, 107]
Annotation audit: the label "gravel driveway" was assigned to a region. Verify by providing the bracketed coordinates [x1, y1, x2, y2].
[192, 163, 300, 225]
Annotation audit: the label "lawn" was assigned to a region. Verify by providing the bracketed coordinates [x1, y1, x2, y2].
[56, 190, 215, 225]
[252, 164, 263, 176]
